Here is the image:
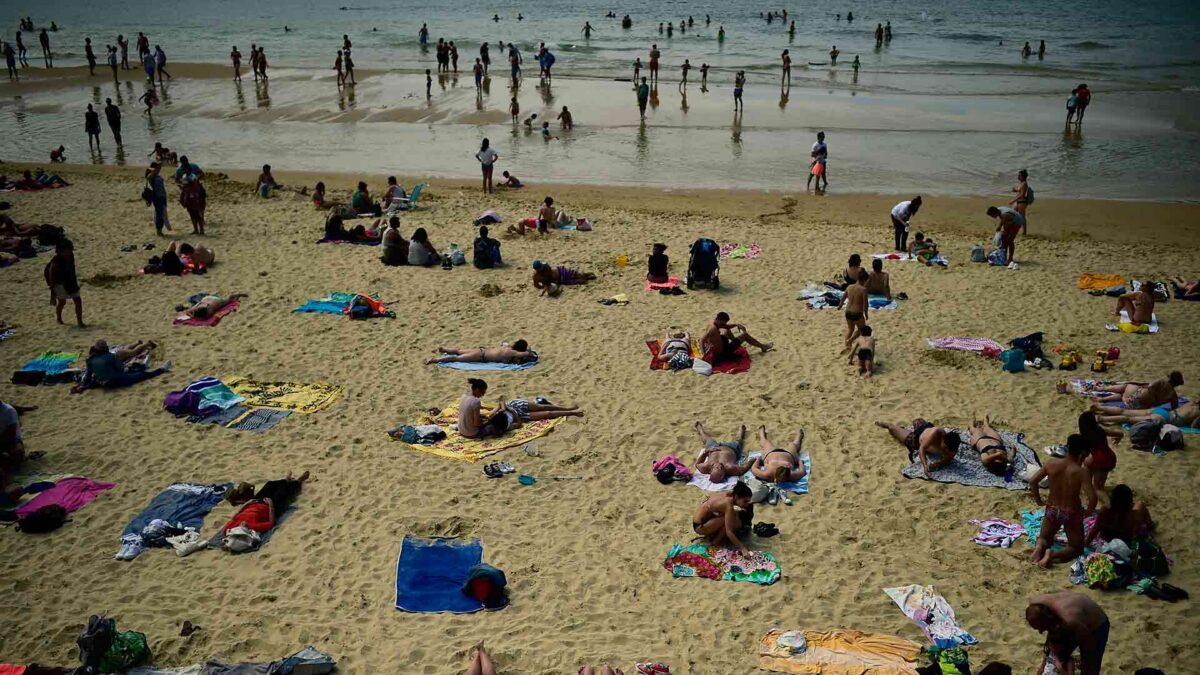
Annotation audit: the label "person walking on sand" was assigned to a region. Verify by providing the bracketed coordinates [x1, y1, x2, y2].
[1028, 434, 1097, 568]
[257, 47, 269, 80]
[45, 239, 85, 327]
[890, 195, 921, 253]
[649, 44, 660, 83]
[85, 37, 96, 75]
[15, 31, 28, 68]
[808, 131, 828, 190]
[838, 270, 869, 349]
[1010, 169, 1031, 232]
[781, 49, 791, 86]
[1027, 592, 1110, 675]
[637, 76, 650, 119]
[476, 138, 498, 193]
[104, 98, 122, 146]
[700, 63, 709, 90]
[38, 28, 51, 68]
[146, 162, 170, 235]
[84, 104, 101, 149]
[231, 45, 242, 81]
[733, 70, 746, 112]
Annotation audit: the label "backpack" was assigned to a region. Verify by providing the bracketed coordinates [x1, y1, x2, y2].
[78, 614, 117, 670]
[1130, 539, 1170, 577]
[970, 244, 986, 263]
[97, 629, 151, 673]
[1000, 348, 1025, 373]
[1025, 186, 1035, 204]
[462, 563, 509, 609]
[1129, 419, 1163, 450]
[16, 504, 68, 533]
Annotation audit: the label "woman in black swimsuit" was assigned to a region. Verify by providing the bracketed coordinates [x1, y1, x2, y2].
[751, 425, 807, 483]
[968, 416, 1012, 476]
[840, 254, 863, 290]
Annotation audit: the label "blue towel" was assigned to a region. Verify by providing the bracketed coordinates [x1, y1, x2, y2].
[19, 351, 80, 375]
[395, 536, 487, 613]
[435, 359, 538, 371]
[122, 482, 231, 546]
[293, 300, 350, 315]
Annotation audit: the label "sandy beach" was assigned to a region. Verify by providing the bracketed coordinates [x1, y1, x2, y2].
[0, 163, 1198, 672]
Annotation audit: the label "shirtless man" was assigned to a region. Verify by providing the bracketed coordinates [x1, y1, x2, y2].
[1090, 371, 1182, 409]
[750, 426, 807, 483]
[838, 269, 869, 350]
[1, 398, 35, 489]
[692, 482, 753, 554]
[694, 422, 749, 484]
[1114, 283, 1155, 325]
[532, 261, 596, 297]
[1026, 591, 1110, 675]
[426, 340, 535, 365]
[1091, 400, 1198, 428]
[184, 292, 247, 320]
[1029, 434, 1097, 568]
[876, 419, 960, 476]
[700, 312, 772, 363]
[865, 258, 891, 301]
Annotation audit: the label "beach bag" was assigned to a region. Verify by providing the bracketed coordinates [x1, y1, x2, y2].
[987, 248, 1007, 266]
[970, 244, 986, 263]
[1128, 420, 1163, 450]
[1157, 424, 1185, 451]
[1026, 187, 1035, 204]
[1000, 349, 1025, 373]
[140, 183, 153, 206]
[692, 358, 713, 376]
[97, 629, 150, 673]
[16, 504, 68, 533]
[1083, 552, 1122, 589]
[576, 218, 592, 231]
[652, 454, 693, 483]
[992, 231, 1003, 248]
[78, 614, 117, 670]
[222, 524, 262, 553]
[449, 246, 467, 266]
[462, 563, 509, 609]
[1131, 539, 1170, 577]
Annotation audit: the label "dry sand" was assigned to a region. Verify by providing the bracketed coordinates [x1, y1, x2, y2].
[1, 164, 1198, 673]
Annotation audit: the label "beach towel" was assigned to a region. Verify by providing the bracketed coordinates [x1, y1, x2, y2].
[712, 345, 753, 374]
[798, 286, 897, 310]
[647, 339, 700, 370]
[719, 243, 761, 260]
[190, 646, 335, 675]
[395, 536, 489, 613]
[14, 477, 115, 518]
[758, 629, 922, 674]
[645, 276, 680, 291]
[925, 337, 1004, 356]
[293, 299, 349, 315]
[900, 429, 1039, 490]
[873, 252, 949, 265]
[1078, 273, 1127, 291]
[688, 452, 811, 495]
[316, 237, 381, 245]
[1106, 310, 1159, 334]
[18, 351, 80, 375]
[225, 377, 342, 414]
[187, 404, 293, 432]
[165, 377, 246, 416]
[391, 402, 563, 462]
[970, 518, 1026, 548]
[118, 482, 231, 561]
[663, 543, 780, 585]
[883, 584, 977, 649]
[1022, 509, 1098, 550]
[435, 358, 539, 371]
[174, 300, 239, 327]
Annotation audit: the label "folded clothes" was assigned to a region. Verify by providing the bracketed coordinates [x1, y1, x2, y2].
[798, 286, 897, 310]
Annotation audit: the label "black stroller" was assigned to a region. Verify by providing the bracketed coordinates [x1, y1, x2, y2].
[686, 238, 720, 289]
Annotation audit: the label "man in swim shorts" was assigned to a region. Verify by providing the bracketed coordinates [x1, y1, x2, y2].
[838, 269, 869, 350]
[1026, 591, 1109, 675]
[700, 312, 772, 363]
[1028, 434, 1096, 568]
[750, 426, 807, 483]
[1091, 371, 1182, 409]
[876, 419, 960, 476]
[532, 261, 596, 297]
[693, 421, 749, 484]
[184, 292, 247, 319]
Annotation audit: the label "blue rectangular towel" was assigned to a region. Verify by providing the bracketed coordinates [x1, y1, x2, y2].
[118, 482, 232, 559]
[293, 300, 350, 315]
[436, 359, 538, 371]
[395, 535, 486, 613]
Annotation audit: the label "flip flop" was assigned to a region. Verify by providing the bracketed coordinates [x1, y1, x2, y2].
[518, 474, 536, 485]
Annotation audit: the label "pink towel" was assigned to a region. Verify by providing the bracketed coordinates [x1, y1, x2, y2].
[926, 337, 1004, 356]
[174, 300, 240, 327]
[16, 477, 116, 517]
[645, 277, 680, 291]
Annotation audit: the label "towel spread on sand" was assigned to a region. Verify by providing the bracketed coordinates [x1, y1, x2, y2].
[174, 300, 239, 327]
[925, 337, 1004, 355]
[758, 629, 922, 674]
[1078, 273, 1127, 291]
[392, 402, 563, 463]
[294, 292, 390, 317]
[316, 237, 381, 245]
[872, 252, 949, 265]
[395, 536, 489, 613]
[970, 518, 1026, 548]
[798, 286, 897, 310]
[224, 377, 343, 414]
[13, 476, 115, 517]
[293, 300, 350, 315]
[883, 584, 977, 649]
[172, 376, 246, 413]
[900, 429, 1039, 491]
[719, 243, 761, 260]
[118, 482, 231, 560]
[645, 276, 680, 290]
[647, 339, 700, 370]
[1021, 509, 1099, 550]
[435, 355, 540, 371]
[187, 404, 293, 432]
[688, 452, 811, 495]
[1106, 310, 1159, 333]
[645, 339, 751, 374]
[663, 543, 780, 584]
[18, 351, 81, 375]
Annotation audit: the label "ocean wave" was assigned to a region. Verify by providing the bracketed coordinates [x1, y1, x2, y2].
[1064, 41, 1114, 50]
[941, 32, 999, 42]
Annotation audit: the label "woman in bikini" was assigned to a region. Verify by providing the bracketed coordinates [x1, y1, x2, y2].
[1085, 484, 1155, 546]
[1091, 401, 1198, 428]
[1092, 371, 1182, 409]
[425, 340, 535, 365]
[968, 416, 1013, 477]
[1078, 411, 1123, 494]
[839, 254, 863, 290]
[750, 426, 807, 483]
[185, 292, 247, 319]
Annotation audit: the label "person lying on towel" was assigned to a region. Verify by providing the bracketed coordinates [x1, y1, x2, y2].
[76, 339, 170, 391]
[875, 418, 961, 476]
[425, 340, 535, 366]
[694, 421, 750, 483]
[184, 292, 247, 320]
[223, 471, 309, 534]
[750, 426, 807, 483]
[532, 260, 596, 297]
[1170, 276, 1200, 300]
[324, 214, 381, 243]
[1091, 401, 1198, 428]
[478, 398, 583, 438]
[1089, 371, 1182, 410]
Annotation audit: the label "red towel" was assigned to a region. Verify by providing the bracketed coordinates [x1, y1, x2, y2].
[174, 300, 240, 327]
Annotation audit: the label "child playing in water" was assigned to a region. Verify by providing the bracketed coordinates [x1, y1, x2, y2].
[510, 96, 520, 123]
[849, 324, 875, 378]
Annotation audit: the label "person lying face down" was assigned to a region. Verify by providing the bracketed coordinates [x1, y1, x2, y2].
[426, 340, 534, 366]
[223, 471, 310, 534]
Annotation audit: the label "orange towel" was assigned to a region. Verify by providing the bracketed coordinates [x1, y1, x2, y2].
[1078, 273, 1126, 291]
[758, 629, 922, 674]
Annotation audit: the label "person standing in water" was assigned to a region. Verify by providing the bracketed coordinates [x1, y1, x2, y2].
[231, 45, 242, 81]
[582, 22, 594, 38]
[875, 23, 884, 47]
[718, 26, 725, 41]
[632, 57, 641, 87]
[700, 63, 709, 90]
[16, 31, 28, 68]
[249, 43, 259, 81]
[637, 76, 650, 120]
[117, 34, 129, 69]
[809, 131, 828, 191]
[884, 21, 892, 42]
[419, 23, 429, 46]
[649, 44, 660, 84]
[343, 49, 355, 84]
[680, 59, 691, 88]
[1038, 40, 1046, 59]
[104, 98, 122, 146]
[480, 42, 490, 75]
[733, 70, 746, 112]
[1021, 41, 1032, 58]
[38, 28, 51, 68]
[5, 40, 19, 81]
[829, 45, 840, 65]
[85, 37, 96, 75]
[84, 103, 102, 149]
[781, 50, 791, 87]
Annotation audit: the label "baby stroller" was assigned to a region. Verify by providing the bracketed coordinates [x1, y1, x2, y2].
[686, 238, 720, 289]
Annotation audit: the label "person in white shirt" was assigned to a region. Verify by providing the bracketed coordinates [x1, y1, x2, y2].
[475, 138, 499, 193]
[890, 196, 922, 253]
[807, 131, 828, 191]
[382, 176, 406, 207]
[1, 399, 35, 488]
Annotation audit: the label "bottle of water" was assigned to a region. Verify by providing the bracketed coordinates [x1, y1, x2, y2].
[1004, 462, 1014, 483]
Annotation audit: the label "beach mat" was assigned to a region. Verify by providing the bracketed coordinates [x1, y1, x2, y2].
[900, 429, 1039, 491]
[395, 535, 487, 613]
[316, 238, 381, 245]
[187, 404, 293, 432]
[925, 337, 1004, 355]
[758, 628, 922, 674]
[798, 286, 897, 310]
[1079, 272, 1127, 291]
[663, 543, 780, 585]
[118, 483, 231, 560]
[883, 584, 977, 649]
[688, 452, 810, 495]
[1106, 310, 1159, 333]
[18, 351, 80, 375]
[872, 252, 948, 265]
[225, 377, 342, 414]
[174, 300, 239, 327]
[12, 476, 115, 518]
[293, 300, 349, 315]
[392, 402, 563, 463]
[435, 358, 539, 371]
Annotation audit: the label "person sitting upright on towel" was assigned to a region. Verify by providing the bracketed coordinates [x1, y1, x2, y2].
[1114, 282, 1155, 325]
[700, 311, 772, 363]
[647, 243, 670, 283]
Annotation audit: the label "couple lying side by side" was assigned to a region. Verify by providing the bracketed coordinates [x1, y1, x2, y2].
[693, 422, 806, 484]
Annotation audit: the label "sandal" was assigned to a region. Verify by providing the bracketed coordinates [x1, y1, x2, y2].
[483, 464, 501, 478]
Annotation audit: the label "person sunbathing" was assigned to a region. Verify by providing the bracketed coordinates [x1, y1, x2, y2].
[177, 242, 214, 268]
[1091, 401, 1199, 428]
[1085, 484, 1154, 546]
[323, 214, 380, 243]
[465, 643, 498, 675]
[1114, 283, 1155, 325]
[185, 292, 247, 319]
[0, 215, 55, 239]
[1091, 371, 1182, 409]
[14, 171, 44, 190]
[1169, 277, 1199, 300]
[34, 169, 69, 187]
[223, 470, 310, 534]
[657, 329, 692, 368]
[692, 481, 753, 554]
[750, 426, 807, 483]
[876, 418, 961, 475]
[426, 340, 535, 365]
[532, 260, 596, 296]
[78, 339, 170, 390]
[694, 421, 749, 483]
[968, 415, 1013, 477]
[496, 397, 582, 422]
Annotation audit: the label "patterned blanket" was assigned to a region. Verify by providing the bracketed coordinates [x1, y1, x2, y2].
[900, 429, 1039, 491]
[225, 377, 343, 414]
[663, 543, 780, 585]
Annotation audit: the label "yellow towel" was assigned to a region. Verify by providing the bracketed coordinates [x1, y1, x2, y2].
[394, 402, 564, 463]
[225, 376, 344, 414]
[758, 629, 922, 674]
[1078, 273, 1126, 291]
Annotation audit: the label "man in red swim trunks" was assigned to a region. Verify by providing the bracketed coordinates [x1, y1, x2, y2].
[1028, 434, 1096, 568]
